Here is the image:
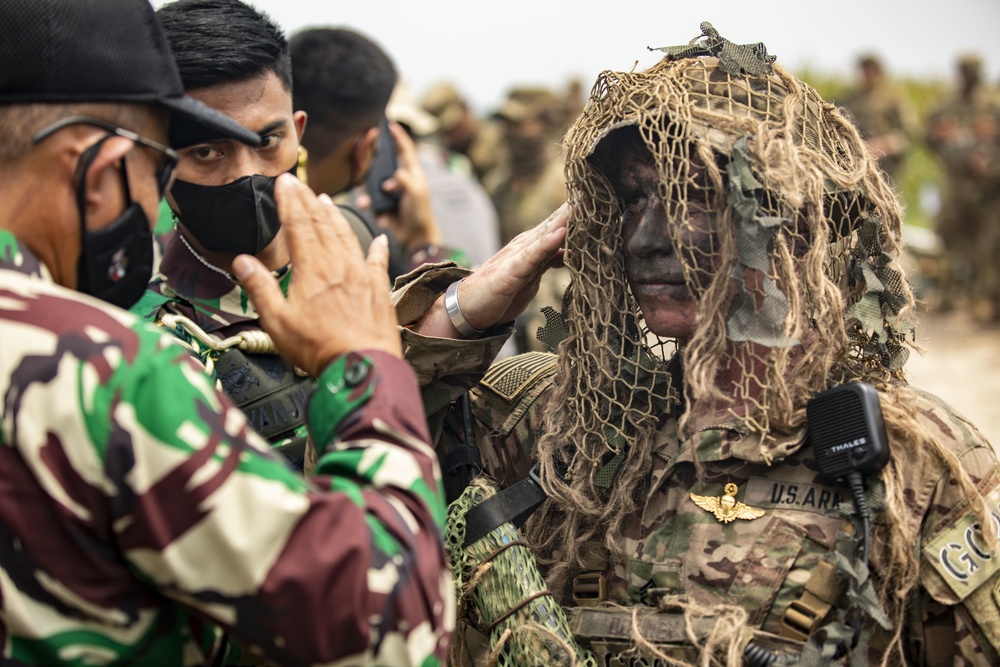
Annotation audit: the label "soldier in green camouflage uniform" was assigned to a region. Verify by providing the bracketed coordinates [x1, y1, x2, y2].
[926, 54, 1000, 319]
[136, 1, 465, 480]
[837, 54, 919, 186]
[136, 0, 341, 476]
[0, 0, 455, 665]
[396, 24, 1000, 667]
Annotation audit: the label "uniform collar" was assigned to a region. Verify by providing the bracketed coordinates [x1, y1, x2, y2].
[653, 414, 808, 468]
[152, 223, 290, 333]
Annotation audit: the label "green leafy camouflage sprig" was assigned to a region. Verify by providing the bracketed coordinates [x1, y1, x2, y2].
[650, 21, 776, 77]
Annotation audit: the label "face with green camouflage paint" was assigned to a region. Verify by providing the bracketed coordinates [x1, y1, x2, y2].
[597, 130, 722, 342]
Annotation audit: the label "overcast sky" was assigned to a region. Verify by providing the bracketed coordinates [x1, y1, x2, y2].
[153, 0, 1000, 114]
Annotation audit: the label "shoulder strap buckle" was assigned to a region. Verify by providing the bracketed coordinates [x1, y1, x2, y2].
[572, 572, 608, 606]
[780, 559, 843, 641]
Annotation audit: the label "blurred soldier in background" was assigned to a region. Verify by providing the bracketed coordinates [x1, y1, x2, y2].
[422, 81, 508, 184]
[837, 55, 934, 307]
[385, 81, 500, 270]
[486, 86, 567, 245]
[926, 54, 1000, 320]
[838, 54, 918, 186]
[486, 86, 569, 353]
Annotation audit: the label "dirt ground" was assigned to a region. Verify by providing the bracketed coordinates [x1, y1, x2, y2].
[905, 308, 1000, 450]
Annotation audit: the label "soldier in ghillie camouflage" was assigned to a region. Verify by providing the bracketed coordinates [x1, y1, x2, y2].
[0, 0, 455, 665]
[395, 23, 1000, 667]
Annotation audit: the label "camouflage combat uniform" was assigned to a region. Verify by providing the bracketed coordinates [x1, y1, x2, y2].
[838, 80, 918, 184]
[133, 215, 337, 475]
[0, 228, 453, 666]
[395, 263, 1000, 666]
[926, 84, 1000, 316]
[451, 359, 1000, 665]
[136, 204, 464, 476]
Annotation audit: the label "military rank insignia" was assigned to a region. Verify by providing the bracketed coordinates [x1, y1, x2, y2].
[690, 483, 766, 523]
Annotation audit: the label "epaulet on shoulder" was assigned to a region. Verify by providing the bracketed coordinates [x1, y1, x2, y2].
[471, 351, 557, 435]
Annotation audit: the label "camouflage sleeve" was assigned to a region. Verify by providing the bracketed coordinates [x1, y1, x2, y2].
[130, 342, 452, 666]
[437, 352, 557, 494]
[393, 261, 514, 420]
[1, 283, 451, 666]
[910, 393, 1000, 665]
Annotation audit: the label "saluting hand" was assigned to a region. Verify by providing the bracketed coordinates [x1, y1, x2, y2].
[415, 202, 569, 338]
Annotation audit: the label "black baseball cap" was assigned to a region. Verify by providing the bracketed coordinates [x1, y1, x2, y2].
[0, 0, 260, 149]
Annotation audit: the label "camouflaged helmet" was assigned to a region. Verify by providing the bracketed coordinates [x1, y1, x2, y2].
[551, 22, 914, 453]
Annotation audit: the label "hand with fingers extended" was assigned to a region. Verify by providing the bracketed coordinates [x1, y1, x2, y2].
[374, 121, 442, 250]
[233, 173, 401, 376]
[414, 202, 570, 338]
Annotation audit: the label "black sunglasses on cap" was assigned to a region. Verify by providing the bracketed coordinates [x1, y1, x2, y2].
[32, 115, 180, 197]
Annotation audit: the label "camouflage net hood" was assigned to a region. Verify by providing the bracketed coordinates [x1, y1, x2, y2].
[531, 23, 914, 511]
[563, 22, 912, 446]
[524, 26, 965, 664]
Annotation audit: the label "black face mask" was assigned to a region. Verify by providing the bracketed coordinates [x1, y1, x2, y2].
[75, 138, 154, 310]
[169, 161, 297, 255]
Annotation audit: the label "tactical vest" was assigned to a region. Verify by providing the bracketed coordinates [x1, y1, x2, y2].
[156, 312, 317, 473]
[213, 346, 316, 472]
[145, 205, 374, 476]
[450, 352, 864, 667]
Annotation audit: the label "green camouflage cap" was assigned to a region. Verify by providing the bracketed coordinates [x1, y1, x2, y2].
[421, 81, 465, 130]
[496, 86, 560, 124]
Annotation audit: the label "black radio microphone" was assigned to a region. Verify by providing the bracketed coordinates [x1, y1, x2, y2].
[807, 381, 891, 654]
[808, 382, 890, 483]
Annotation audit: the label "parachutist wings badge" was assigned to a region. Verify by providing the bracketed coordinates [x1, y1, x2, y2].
[690, 483, 765, 523]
